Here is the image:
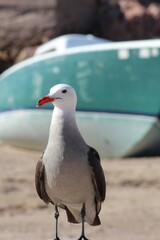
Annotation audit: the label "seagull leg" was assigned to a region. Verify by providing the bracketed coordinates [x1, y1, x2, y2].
[54, 205, 60, 240]
[78, 204, 89, 240]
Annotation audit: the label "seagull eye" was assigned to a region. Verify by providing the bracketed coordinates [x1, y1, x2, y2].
[62, 89, 67, 93]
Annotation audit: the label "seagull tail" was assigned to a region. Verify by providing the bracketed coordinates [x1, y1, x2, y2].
[65, 206, 79, 224]
[91, 214, 101, 226]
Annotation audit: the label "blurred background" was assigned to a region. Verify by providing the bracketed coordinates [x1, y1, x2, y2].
[0, 1, 160, 240]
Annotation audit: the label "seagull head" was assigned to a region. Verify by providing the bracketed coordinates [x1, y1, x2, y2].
[37, 84, 77, 110]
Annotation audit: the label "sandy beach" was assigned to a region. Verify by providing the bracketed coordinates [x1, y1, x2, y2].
[0, 143, 160, 240]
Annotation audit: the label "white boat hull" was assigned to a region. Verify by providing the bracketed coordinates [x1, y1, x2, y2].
[0, 109, 159, 158]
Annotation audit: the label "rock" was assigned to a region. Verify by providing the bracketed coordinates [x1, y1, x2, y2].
[96, 0, 126, 40]
[96, 0, 160, 40]
[0, 0, 97, 50]
[119, 0, 160, 39]
[0, 51, 14, 73]
[51, 0, 97, 36]
[0, 0, 97, 73]
[0, 0, 160, 73]
[0, 0, 56, 50]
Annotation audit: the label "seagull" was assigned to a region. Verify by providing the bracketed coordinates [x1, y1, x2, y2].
[35, 84, 106, 240]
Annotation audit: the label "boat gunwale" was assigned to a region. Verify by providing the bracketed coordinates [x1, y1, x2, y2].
[0, 107, 160, 120]
[1, 38, 160, 80]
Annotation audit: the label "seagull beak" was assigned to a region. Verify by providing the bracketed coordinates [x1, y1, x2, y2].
[37, 95, 55, 107]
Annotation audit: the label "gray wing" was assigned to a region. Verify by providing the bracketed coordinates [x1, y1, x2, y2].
[35, 154, 53, 204]
[88, 146, 106, 203]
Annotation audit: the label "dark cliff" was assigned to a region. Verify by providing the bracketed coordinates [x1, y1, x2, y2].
[0, 0, 160, 73]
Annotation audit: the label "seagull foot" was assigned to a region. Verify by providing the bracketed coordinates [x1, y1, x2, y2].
[77, 236, 89, 240]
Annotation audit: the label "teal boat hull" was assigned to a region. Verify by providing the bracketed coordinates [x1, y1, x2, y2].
[1, 38, 160, 158]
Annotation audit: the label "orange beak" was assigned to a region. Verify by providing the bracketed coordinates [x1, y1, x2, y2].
[37, 96, 54, 107]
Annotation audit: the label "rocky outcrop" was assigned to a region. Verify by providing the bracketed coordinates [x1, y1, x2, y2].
[96, 0, 126, 41]
[96, 0, 160, 40]
[0, 0, 160, 73]
[119, 0, 160, 40]
[0, 0, 56, 63]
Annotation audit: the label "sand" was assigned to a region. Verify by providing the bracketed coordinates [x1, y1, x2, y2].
[0, 144, 160, 240]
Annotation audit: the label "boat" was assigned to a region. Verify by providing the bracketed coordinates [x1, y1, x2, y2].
[0, 34, 160, 158]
